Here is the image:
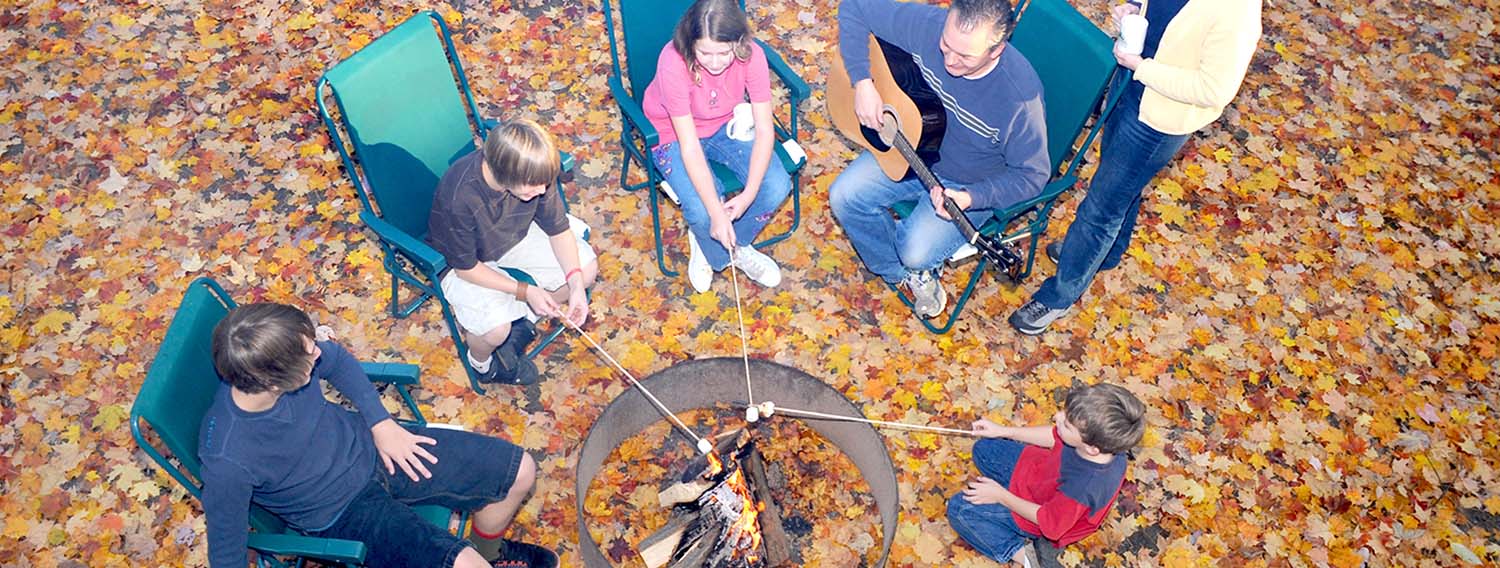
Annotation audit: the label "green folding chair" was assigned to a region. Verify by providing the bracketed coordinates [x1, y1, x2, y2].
[603, 0, 811, 278]
[316, 11, 582, 393]
[890, 0, 1127, 333]
[130, 278, 458, 568]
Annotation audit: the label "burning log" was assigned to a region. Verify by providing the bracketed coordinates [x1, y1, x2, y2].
[639, 432, 790, 568]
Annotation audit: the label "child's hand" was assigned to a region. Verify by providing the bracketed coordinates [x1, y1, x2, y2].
[709, 210, 738, 251]
[371, 419, 438, 482]
[565, 288, 589, 327]
[971, 419, 1008, 438]
[961, 476, 1008, 505]
[522, 285, 562, 318]
[723, 192, 754, 221]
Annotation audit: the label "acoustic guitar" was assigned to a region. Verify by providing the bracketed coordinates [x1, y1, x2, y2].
[828, 36, 1024, 279]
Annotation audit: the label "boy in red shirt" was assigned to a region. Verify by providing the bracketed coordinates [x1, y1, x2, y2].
[948, 383, 1146, 565]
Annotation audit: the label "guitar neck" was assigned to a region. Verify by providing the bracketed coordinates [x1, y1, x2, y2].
[888, 134, 980, 241]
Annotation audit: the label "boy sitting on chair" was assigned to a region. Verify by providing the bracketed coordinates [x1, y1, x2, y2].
[427, 118, 598, 385]
[948, 383, 1145, 566]
[199, 303, 556, 567]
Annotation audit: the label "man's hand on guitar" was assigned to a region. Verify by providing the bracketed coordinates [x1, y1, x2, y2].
[930, 186, 973, 220]
[853, 79, 886, 130]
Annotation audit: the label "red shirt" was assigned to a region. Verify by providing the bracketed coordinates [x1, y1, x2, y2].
[1008, 428, 1129, 546]
[641, 42, 771, 145]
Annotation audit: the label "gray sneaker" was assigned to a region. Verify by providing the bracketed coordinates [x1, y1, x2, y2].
[902, 270, 947, 318]
[1009, 299, 1069, 335]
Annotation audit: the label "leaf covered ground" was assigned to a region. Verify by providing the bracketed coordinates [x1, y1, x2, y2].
[2, 0, 1498, 566]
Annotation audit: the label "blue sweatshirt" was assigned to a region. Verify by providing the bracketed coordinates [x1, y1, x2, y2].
[838, 0, 1050, 210]
[197, 341, 392, 568]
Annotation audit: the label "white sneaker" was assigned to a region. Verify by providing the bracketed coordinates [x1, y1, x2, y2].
[902, 269, 946, 318]
[730, 245, 782, 288]
[686, 232, 713, 293]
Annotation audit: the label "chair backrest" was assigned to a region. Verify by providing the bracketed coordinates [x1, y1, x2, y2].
[604, 0, 748, 101]
[130, 278, 289, 534]
[318, 11, 482, 241]
[1010, 0, 1118, 175]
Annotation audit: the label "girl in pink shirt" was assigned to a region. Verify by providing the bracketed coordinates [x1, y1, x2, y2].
[642, 0, 792, 293]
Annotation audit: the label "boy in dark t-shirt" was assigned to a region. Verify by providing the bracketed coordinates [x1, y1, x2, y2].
[948, 383, 1146, 565]
[426, 118, 598, 385]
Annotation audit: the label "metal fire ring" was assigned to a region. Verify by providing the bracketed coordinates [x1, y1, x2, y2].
[575, 357, 899, 567]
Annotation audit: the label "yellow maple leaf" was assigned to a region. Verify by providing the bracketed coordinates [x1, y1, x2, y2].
[287, 12, 317, 31]
[1213, 147, 1232, 163]
[919, 380, 944, 402]
[32, 310, 74, 334]
[688, 291, 720, 318]
[93, 404, 128, 432]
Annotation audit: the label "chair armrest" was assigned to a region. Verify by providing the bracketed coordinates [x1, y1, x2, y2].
[246, 533, 366, 565]
[756, 40, 811, 104]
[609, 74, 659, 148]
[990, 175, 1077, 223]
[359, 211, 447, 274]
[361, 362, 421, 386]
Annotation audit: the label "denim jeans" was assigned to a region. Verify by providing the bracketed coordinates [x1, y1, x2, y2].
[1033, 77, 1190, 309]
[828, 152, 996, 283]
[653, 125, 793, 270]
[947, 438, 1039, 562]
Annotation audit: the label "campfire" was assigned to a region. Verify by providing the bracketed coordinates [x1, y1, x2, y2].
[638, 430, 792, 568]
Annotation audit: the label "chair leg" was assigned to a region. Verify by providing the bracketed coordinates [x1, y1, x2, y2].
[649, 177, 679, 278]
[885, 257, 990, 335]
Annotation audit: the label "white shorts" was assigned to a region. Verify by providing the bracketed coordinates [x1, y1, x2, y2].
[440, 215, 596, 335]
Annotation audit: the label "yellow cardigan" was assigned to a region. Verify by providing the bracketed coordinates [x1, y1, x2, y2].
[1132, 0, 1263, 135]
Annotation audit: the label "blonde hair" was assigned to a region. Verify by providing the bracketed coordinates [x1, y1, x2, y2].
[482, 118, 560, 188]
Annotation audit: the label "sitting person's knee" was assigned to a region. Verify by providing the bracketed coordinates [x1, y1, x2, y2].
[508, 452, 537, 497]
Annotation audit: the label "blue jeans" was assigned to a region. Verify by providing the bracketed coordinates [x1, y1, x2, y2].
[829, 152, 995, 283]
[1033, 78, 1190, 309]
[948, 438, 1039, 562]
[311, 426, 527, 567]
[653, 125, 793, 270]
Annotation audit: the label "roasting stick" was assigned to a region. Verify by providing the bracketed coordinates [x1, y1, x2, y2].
[560, 317, 715, 453]
[769, 405, 978, 437]
[726, 247, 755, 412]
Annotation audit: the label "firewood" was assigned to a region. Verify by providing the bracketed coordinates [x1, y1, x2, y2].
[658, 478, 716, 507]
[639, 512, 700, 568]
[745, 448, 793, 566]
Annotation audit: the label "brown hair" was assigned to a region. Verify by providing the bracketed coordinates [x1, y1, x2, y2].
[211, 303, 317, 394]
[482, 118, 560, 189]
[1064, 383, 1146, 455]
[670, 0, 753, 83]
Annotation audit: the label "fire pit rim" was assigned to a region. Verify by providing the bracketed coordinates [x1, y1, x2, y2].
[573, 357, 899, 567]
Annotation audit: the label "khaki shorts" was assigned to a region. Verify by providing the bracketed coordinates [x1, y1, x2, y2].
[440, 214, 595, 335]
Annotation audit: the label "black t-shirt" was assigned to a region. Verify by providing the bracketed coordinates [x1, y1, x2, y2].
[425, 151, 568, 271]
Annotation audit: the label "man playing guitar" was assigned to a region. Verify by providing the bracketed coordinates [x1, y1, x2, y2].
[829, 0, 1050, 319]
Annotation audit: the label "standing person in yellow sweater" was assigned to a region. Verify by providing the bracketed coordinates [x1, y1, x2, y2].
[1010, 0, 1262, 335]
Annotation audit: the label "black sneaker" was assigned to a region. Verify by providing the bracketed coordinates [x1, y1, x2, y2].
[1008, 299, 1069, 335]
[485, 342, 540, 386]
[490, 539, 558, 568]
[471, 352, 503, 383]
[508, 317, 538, 355]
[1045, 241, 1114, 272]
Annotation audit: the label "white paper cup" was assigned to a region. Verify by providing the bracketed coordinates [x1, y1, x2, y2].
[1118, 14, 1147, 55]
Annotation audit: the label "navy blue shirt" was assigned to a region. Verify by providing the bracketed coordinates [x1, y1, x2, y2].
[197, 341, 392, 568]
[1131, 0, 1189, 59]
[838, 0, 1050, 210]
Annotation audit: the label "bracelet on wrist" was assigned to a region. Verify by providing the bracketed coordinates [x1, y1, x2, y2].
[564, 268, 583, 284]
[515, 281, 529, 300]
